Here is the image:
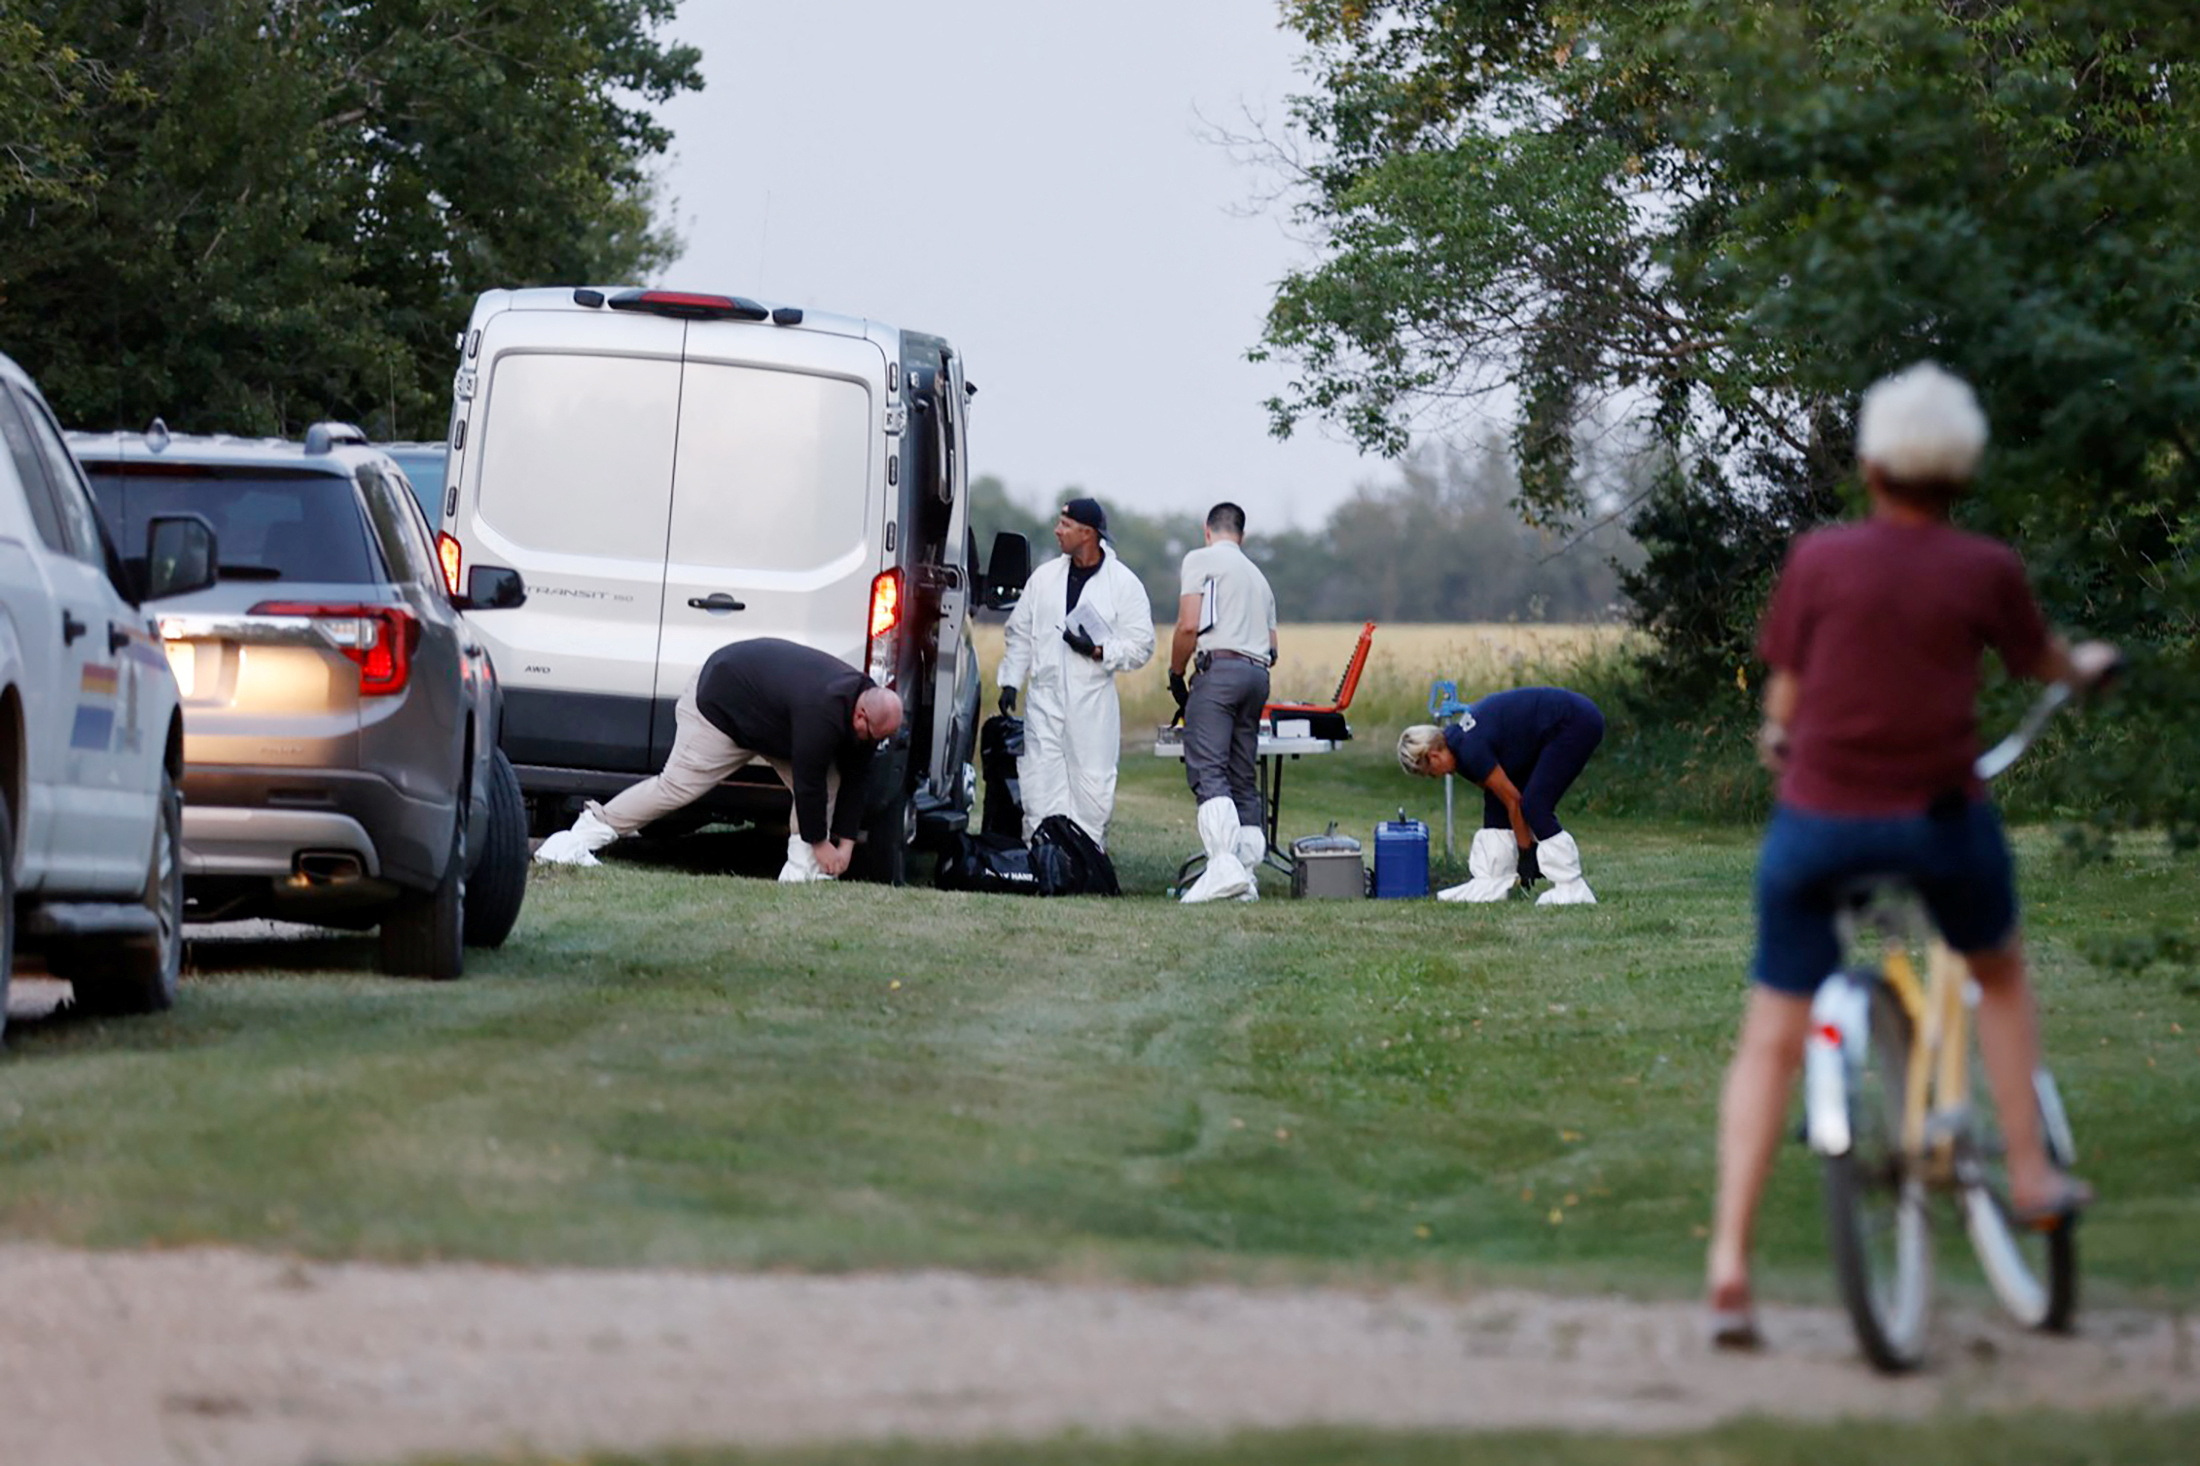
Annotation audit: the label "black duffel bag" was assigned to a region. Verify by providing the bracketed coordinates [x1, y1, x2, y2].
[935, 832, 1042, 895]
[1029, 814, 1120, 897]
[936, 816, 1119, 897]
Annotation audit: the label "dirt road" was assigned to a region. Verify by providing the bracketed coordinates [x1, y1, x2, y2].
[1, 1244, 2192, 1466]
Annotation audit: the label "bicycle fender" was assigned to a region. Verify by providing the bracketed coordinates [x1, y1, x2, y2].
[1806, 976, 1873, 1156]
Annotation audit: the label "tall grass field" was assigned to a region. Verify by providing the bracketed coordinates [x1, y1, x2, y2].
[974, 621, 1638, 734]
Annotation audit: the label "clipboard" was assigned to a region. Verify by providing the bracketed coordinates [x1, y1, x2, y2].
[1065, 598, 1115, 645]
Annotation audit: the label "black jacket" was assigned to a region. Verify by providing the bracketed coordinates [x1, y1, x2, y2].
[694, 638, 879, 845]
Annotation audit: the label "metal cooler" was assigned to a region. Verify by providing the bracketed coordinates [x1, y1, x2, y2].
[1290, 826, 1366, 899]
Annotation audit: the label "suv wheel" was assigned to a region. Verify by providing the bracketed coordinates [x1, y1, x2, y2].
[64, 773, 185, 1017]
[379, 803, 466, 980]
[463, 749, 528, 948]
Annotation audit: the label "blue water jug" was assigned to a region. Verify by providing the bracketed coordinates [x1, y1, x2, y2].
[1372, 810, 1430, 899]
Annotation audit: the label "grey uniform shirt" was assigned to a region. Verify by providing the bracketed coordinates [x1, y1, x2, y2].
[1178, 540, 1276, 660]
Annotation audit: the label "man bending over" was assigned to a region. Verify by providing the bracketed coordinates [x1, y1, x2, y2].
[536, 637, 902, 882]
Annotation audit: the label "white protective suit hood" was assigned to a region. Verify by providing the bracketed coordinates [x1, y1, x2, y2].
[998, 544, 1156, 848]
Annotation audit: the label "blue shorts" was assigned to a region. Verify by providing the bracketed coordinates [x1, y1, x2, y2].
[1751, 800, 2019, 995]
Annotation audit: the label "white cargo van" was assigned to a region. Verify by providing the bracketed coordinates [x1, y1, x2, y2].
[431, 286, 1028, 881]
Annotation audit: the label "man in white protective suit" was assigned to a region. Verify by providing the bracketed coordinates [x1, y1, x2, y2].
[995, 498, 1156, 848]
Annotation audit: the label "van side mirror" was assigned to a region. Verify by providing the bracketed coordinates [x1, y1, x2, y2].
[455, 564, 527, 611]
[142, 514, 218, 602]
[982, 531, 1030, 610]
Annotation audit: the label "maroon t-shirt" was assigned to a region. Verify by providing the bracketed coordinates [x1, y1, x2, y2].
[1757, 518, 2051, 815]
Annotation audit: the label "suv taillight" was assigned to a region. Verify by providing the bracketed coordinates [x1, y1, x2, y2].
[250, 602, 421, 696]
[866, 569, 902, 687]
[437, 532, 463, 596]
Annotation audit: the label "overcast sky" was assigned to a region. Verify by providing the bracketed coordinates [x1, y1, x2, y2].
[652, 0, 1387, 528]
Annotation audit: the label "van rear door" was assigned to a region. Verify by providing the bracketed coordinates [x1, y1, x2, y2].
[463, 310, 683, 773]
[651, 333, 881, 761]
[917, 351, 976, 805]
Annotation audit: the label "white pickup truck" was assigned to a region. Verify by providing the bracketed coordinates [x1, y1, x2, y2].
[0, 350, 216, 1042]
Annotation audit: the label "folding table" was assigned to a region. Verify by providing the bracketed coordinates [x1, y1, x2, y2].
[1153, 723, 1340, 882]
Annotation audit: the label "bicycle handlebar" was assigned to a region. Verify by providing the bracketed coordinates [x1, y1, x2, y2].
[1973, 683, 2073, 780]
[1972, 655, 2123, 781]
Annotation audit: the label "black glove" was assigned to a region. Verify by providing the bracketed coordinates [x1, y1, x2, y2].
[1517, 841, 1543, 888]
[998, 685, 1018, 715]
[1062, 626, 1100, 661]
[1168, 670, 1190, 710]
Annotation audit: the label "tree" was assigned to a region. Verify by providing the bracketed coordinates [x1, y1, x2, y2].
[0, 13, 134, 213]
[969, 472, 1052, 568]
[969, 447, 1633, 629]
[0, 0, 700, 438]
[1262, 1, 2200, 831]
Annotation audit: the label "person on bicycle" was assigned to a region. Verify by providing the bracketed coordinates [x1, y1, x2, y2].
[1705, 361, 2118, 1348]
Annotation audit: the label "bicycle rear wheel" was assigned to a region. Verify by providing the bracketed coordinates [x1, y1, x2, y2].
[1820, 970, 1933, 1372]
[1961, 1063, 2079, 1332]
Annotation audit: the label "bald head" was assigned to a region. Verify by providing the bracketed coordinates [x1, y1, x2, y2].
[854, 687, 903, 742]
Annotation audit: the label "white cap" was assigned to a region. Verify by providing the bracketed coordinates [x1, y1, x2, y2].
[1856, 361, 1988, 482]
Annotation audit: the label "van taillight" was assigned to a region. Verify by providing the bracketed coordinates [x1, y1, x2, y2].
[437, 532, 463, 596]
[866, 570, 902, 686]
[249, 602, 421, 696]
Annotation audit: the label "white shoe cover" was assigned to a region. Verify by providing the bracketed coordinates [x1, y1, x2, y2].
[533, 806, 618, 866]
[1534, 830, 1597, 905]
[1438, 828, 1518, 902]
[1235, 828, 1265, 902]
[533, 831, 599, 866]
[777, 834, 837, 884]
[1181, 798, 1250, 903]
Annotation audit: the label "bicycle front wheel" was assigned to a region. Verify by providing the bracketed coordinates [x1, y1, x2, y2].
[1962, 1066, 2079, 1332]
[1820, 969, 1933, 1372]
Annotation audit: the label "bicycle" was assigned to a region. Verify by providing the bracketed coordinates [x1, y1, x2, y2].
[1801, 678, 2090, 1373]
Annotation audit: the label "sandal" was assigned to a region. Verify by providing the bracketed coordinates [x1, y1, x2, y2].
[1705, 1281, 1762, 1351]
[2011, 1175, 2095, 1232]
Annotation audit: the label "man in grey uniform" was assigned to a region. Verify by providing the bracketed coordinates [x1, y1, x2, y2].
[1167, 501, 1279, 903]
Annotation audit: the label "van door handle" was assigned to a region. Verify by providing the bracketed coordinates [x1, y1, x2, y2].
[62, 610, 89, 645]
[687, 593, 746, 613]
[108, 621, 134, 654]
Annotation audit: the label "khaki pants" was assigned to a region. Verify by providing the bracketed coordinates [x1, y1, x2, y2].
[592, 682, 835, 838]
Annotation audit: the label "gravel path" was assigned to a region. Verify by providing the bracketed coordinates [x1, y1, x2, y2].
[1, 1245, 2193, 1466]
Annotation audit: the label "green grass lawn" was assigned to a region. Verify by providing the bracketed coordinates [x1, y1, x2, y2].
[412, 1410, 2200, 1466]
[2, 751, 2194, 1307]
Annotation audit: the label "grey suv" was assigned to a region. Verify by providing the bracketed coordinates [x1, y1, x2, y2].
[71, 422, 531, 979]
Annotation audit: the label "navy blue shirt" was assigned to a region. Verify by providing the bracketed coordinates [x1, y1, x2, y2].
[1441, 688, 1598, 784]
